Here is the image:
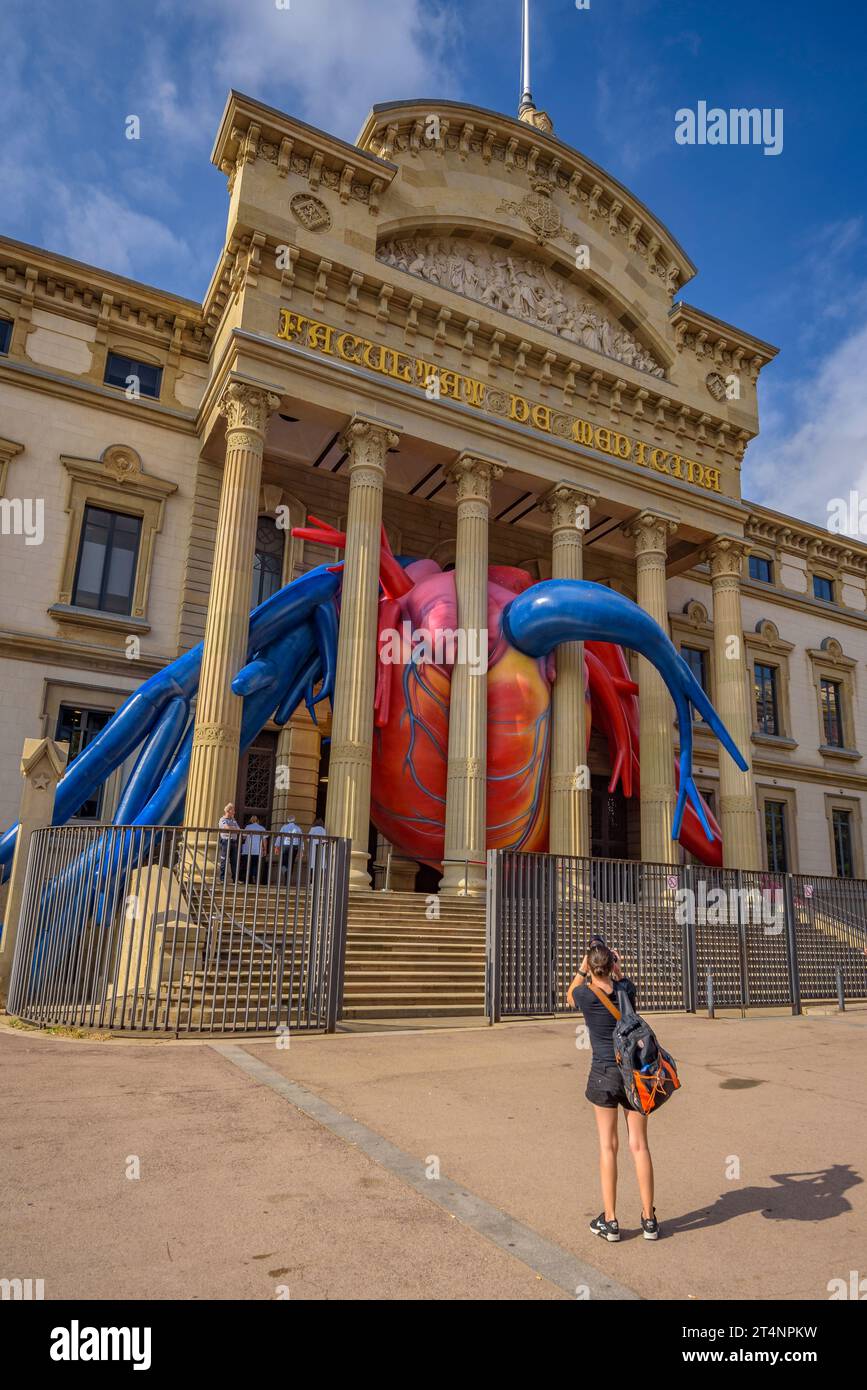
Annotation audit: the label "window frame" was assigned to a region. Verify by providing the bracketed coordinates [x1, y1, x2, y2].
[754, 661, 780, 737]
[812, 573, 835, 604]
[824, 794, 864, 880]
[104, 351, 163, 401]
[756, 785, 798, 872]
[71, 504, 143, 616]
[51, 445, 177, 634]
[0, 318, 12, 356]
[748, 553, 774, 585]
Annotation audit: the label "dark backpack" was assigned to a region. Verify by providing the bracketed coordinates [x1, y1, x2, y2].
[588, 981, 681, 1115]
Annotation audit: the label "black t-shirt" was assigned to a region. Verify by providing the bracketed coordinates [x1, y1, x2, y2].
[572, 978, 637, 1065]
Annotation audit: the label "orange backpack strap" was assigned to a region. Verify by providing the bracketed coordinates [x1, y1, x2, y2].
[587, 981, 622, 1021]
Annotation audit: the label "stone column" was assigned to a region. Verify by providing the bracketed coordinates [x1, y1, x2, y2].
[540, 483, 598, 857]
[623, 511, 679, 865]
[703, 537, 761, 869]
[440, 453, 503, 896]
[0, 738, 69, 1008]
[325, 418, 399, 890]
[185, 382, 280, 830]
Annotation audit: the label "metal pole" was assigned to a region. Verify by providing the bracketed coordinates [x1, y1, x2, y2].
[783, 874, 802, 1016]
[836, 963, 846, 1013]
[706, 970, 715, 1019]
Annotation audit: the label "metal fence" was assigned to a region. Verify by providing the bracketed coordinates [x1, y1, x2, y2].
[486, 850, 867, 1019]
[7, 824, 350, 1035]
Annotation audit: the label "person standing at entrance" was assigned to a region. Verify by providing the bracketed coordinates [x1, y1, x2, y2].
[307, 817, 326, 873]
[240, 815, 268, 883]
[273, 815, 303, 885]
[566, 942, 658, 1243]
[218, 803, 240, 880]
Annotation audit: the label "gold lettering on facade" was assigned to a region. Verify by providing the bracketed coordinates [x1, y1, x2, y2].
[275, 312, 724, 495]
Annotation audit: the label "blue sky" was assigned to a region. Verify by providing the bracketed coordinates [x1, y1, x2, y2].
[3, 0, 866, 524]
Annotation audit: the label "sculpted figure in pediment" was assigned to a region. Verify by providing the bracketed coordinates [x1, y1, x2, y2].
[377, 236, 666, 378]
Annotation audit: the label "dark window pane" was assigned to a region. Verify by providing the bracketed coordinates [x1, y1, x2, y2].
[749, 555, 773, 583]
[104, 352, 163, 399]
[754, 662, 779, 736]
[813, 575, 834, 603]
[764, 800, 788, 872]
[72, 505, 142, 615]
[832, 809, 854, 879]
[0, 319, 11, 355]
[682, 646, 708, 720]
[252, 516, 284, 608]
[55, 705, 113, 819]
[820, 678, 844, 748]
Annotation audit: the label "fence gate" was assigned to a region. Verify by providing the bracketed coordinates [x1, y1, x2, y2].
[8, 823, 351, 1035]
[487, 850, 867, 1019]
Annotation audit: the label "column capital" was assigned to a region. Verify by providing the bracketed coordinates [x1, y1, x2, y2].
[702, 534, 750, 580]
[623, 509, 679, 557]
[219, 381, 281, 440]
[339, 416, 401, 476]
[445, 452, 504, 505]
[539, 482, 599, 533]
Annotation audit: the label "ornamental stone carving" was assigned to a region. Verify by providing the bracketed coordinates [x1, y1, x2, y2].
[445, 455, 504, 506]
[290, 193, 332, 232]
[340, 419, 400, 474]
[377, 236, 665, 378]
[219, 383, 281, 439]
[540, 482, 598, 533]
[702, 536, 749, 581]
[623, 511, 678, 557]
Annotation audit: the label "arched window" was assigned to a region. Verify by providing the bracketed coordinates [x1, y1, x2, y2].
[252, 516, 284, 607]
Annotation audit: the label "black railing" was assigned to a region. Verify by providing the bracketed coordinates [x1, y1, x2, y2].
[486, 850, 867, 1020]
[7, 824, 350, 1035]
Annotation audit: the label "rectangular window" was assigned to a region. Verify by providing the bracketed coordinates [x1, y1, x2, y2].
[72, 506, 142, 615]
[682, 646, 708, 719]
[832, 808, 854, 879]
[55, 705, 113, 820]
[754, 662, 779, 736]
[813, 575, 834, 603]
[820, 678, 844, 748]
[104, 352, 163, 400]
[764, 800, 788, 872]
[0, 319, 11, 355]
[749, 555, 773, 583]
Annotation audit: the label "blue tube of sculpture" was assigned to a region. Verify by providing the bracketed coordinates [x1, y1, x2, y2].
[0, 568, 746, 937]
[501, 578, 748, 839]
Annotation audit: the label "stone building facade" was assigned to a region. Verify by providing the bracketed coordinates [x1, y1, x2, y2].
[0, 90, 864, 889]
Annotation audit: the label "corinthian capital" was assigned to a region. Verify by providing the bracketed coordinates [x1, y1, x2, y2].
[445, 452, 505, 506]
[540, 482, 599, 533]
[701, 535, 750, 580]
[219, 382, 281, 438]
[339, 417, 401, 474]
[622, 510, 679, 557]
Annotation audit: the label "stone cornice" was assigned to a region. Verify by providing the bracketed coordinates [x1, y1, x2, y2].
[212, 90, 398, 207]
[356, 99, 697, 296]
[745, 503, 867, 574]
[669, 302, 778, 382]
[0, 236, 209, 356]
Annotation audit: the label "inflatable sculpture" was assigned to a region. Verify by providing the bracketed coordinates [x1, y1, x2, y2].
[0, 520, 747, 886]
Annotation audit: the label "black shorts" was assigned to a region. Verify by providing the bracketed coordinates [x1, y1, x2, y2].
[585, 1062, 631, 1110]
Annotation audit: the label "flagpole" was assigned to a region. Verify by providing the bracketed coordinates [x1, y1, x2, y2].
[520, 0, 532, 113]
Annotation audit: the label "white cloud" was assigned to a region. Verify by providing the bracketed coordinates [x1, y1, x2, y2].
[745, 319, 867, 534]
[138, 0, 461, 148]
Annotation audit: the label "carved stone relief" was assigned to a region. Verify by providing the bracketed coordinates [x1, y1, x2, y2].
[377, 236, 665, 378]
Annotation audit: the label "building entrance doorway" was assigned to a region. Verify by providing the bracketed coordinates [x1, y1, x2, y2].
[235, 731, 277, 828]
[591, 774, 629, 859]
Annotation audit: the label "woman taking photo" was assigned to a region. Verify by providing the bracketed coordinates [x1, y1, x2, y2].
[567, 941, 659, 1242]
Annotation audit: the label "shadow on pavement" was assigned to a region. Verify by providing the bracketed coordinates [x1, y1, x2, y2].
[667, 1165, 863, 1235]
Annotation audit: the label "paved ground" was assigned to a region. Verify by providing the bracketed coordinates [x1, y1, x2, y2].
[1, 1008, 864, 1301]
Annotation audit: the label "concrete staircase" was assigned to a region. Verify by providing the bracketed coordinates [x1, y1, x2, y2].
[342, 891, 486, 1019]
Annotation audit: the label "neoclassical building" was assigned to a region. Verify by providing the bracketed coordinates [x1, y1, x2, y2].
[1, 88, 865, 891]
